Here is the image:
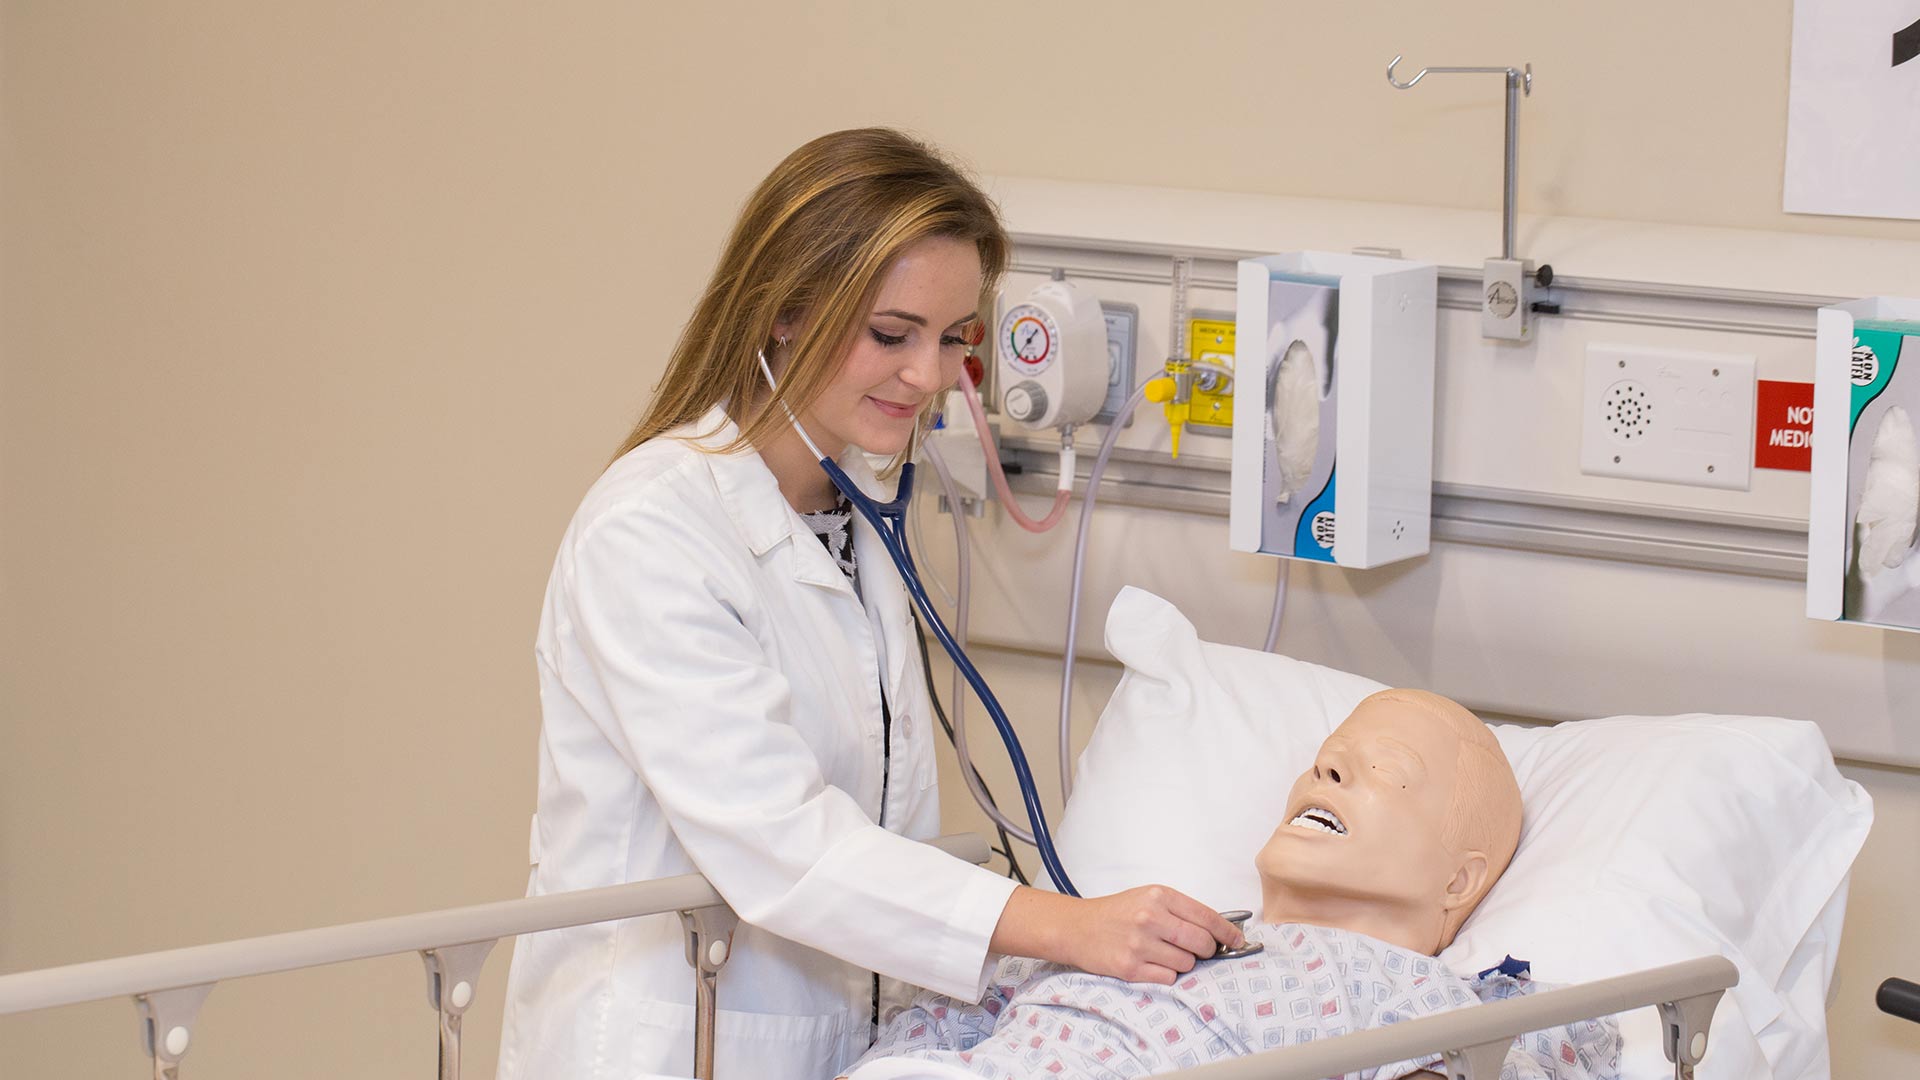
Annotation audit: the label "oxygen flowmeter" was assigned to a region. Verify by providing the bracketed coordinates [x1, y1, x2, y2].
[997, 274, 1108, 429]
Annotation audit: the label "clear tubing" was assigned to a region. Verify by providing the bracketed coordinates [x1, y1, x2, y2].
[1057, 380, 1154, 803]
[1189, 360, 1232, 385]
[906, 469, 958, 610]
[1262, 560, 1291, 653]
[921, 438, 1037, 846]
[1169, 257, 1192, 363]
[956, 375, 1072, 532]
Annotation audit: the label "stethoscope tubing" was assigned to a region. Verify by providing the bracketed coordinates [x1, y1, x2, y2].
[753, 347, 1078, 895]
[820, 457, 1081, 897]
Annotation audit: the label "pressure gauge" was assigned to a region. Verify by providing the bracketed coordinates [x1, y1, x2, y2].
[1001, 306, 1059, 374]
[994, 276, 1108, 429]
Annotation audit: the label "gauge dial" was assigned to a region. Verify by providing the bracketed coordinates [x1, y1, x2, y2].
[999, 304, 1058, 374]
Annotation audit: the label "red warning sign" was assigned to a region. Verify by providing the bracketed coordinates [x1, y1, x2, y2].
[1754, 380, 1813, 471]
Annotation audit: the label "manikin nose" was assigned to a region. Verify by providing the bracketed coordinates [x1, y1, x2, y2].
[1312, 761, 1344, 784]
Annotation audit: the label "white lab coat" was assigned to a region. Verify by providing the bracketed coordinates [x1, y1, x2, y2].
[496, 406, 1019, 1080]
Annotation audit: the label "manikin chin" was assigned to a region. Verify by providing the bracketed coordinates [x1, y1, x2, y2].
[1255, 689, 1524, 957]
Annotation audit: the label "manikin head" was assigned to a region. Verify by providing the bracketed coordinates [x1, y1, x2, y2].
[1255, 689, 1523, 955]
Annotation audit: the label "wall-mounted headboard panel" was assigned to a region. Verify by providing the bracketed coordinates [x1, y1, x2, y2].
[943, 178, 1920, 767]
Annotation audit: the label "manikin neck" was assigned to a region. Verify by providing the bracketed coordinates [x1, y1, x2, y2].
[1259, 879, 1448, 956]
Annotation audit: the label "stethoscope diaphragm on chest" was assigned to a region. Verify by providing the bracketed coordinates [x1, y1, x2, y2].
[1211, 910, 1266, 960]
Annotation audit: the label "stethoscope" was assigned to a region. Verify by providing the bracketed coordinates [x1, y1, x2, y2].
[754, 348, 1269, 959]
[758, 348, 1079, 896]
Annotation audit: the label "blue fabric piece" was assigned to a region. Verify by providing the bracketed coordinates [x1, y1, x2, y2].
[1478, 955, 1533, 980]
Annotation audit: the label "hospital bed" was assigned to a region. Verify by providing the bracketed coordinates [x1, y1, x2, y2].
[0, 590, 1873, 1080]
[1029, 587, 1874, 1080]
[0, 831, 1734, 1080]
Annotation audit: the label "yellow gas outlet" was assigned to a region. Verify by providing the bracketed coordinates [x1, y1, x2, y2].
[1187, 316, 1235, 431]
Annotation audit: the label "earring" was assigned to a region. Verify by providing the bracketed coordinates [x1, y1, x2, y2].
[777, 335, 790, 350]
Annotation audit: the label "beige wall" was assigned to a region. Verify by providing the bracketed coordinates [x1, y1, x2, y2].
[4, 3, 1918, 1078]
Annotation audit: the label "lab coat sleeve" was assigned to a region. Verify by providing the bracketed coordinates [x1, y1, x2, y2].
[559, 493, 1018, 1001]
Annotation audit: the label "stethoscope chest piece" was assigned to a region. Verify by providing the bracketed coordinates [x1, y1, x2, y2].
[1211, 910, 1266, 960]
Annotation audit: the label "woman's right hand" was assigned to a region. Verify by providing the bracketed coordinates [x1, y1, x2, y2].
[989, 884, 1244, 985]
[1068, 885, 1244, 983]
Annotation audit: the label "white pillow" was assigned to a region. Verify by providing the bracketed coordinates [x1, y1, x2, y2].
[1056, 587, 1874, 1080]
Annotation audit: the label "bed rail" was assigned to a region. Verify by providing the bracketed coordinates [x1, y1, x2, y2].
[0, 833, 992, 1080]
[1156, 953, 1737, 1080]
[0, 842, 1739, 1080]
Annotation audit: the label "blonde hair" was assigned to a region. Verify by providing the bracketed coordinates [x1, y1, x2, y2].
[1360, 689, 1523, 930]
[616, 128, 1009, 466]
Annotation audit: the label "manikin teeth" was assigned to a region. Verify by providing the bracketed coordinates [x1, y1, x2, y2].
[1288, 807, 1347, 836]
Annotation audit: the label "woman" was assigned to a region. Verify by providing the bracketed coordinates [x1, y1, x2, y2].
[496, 128, 1238, 1080]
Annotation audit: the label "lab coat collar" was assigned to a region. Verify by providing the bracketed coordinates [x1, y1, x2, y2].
[685, 404, 913, 707]
[685, 405, 896, 588]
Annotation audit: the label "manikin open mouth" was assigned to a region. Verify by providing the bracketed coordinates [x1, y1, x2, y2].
[1288, 806, 1348, 836]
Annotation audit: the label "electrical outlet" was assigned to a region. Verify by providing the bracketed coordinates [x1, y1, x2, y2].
[1579, 344, 1756, 490]
[1188, 313, 1235, 434]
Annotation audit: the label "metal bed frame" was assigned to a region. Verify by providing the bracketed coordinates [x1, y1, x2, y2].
[0, 832, 1737, 1080]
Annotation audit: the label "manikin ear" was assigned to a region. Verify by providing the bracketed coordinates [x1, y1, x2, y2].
[1442, 851, 1492, 915]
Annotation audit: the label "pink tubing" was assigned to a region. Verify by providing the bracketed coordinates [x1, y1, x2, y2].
[954, 374, 1072, 533]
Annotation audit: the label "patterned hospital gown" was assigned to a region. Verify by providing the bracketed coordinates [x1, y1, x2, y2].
[849, 923, 1619, 1080]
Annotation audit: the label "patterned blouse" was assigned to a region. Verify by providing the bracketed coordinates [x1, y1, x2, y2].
[801, 496, 858, 587]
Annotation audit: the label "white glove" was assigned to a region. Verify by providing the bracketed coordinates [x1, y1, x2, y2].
[1269, 338, 1321, 504]
[1851, 406, 1920, 620]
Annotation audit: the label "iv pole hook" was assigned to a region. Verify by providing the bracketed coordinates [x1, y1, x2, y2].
[1383, 53, 1542, 340]
[1387, 55, 1532, 95]
[1383, 53, 1534, 262]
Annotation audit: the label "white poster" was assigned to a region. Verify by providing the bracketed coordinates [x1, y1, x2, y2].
[1784, 0, 1920, 220]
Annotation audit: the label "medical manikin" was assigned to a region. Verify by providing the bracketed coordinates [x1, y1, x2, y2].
[843, 690, 1621, 1080]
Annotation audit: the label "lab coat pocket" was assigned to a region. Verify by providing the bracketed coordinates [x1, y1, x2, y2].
[626, 997, 862, 1080]
[910, 715, 937, 791]
[889, 684, 936, 792]
[889, 665, 936, 793]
